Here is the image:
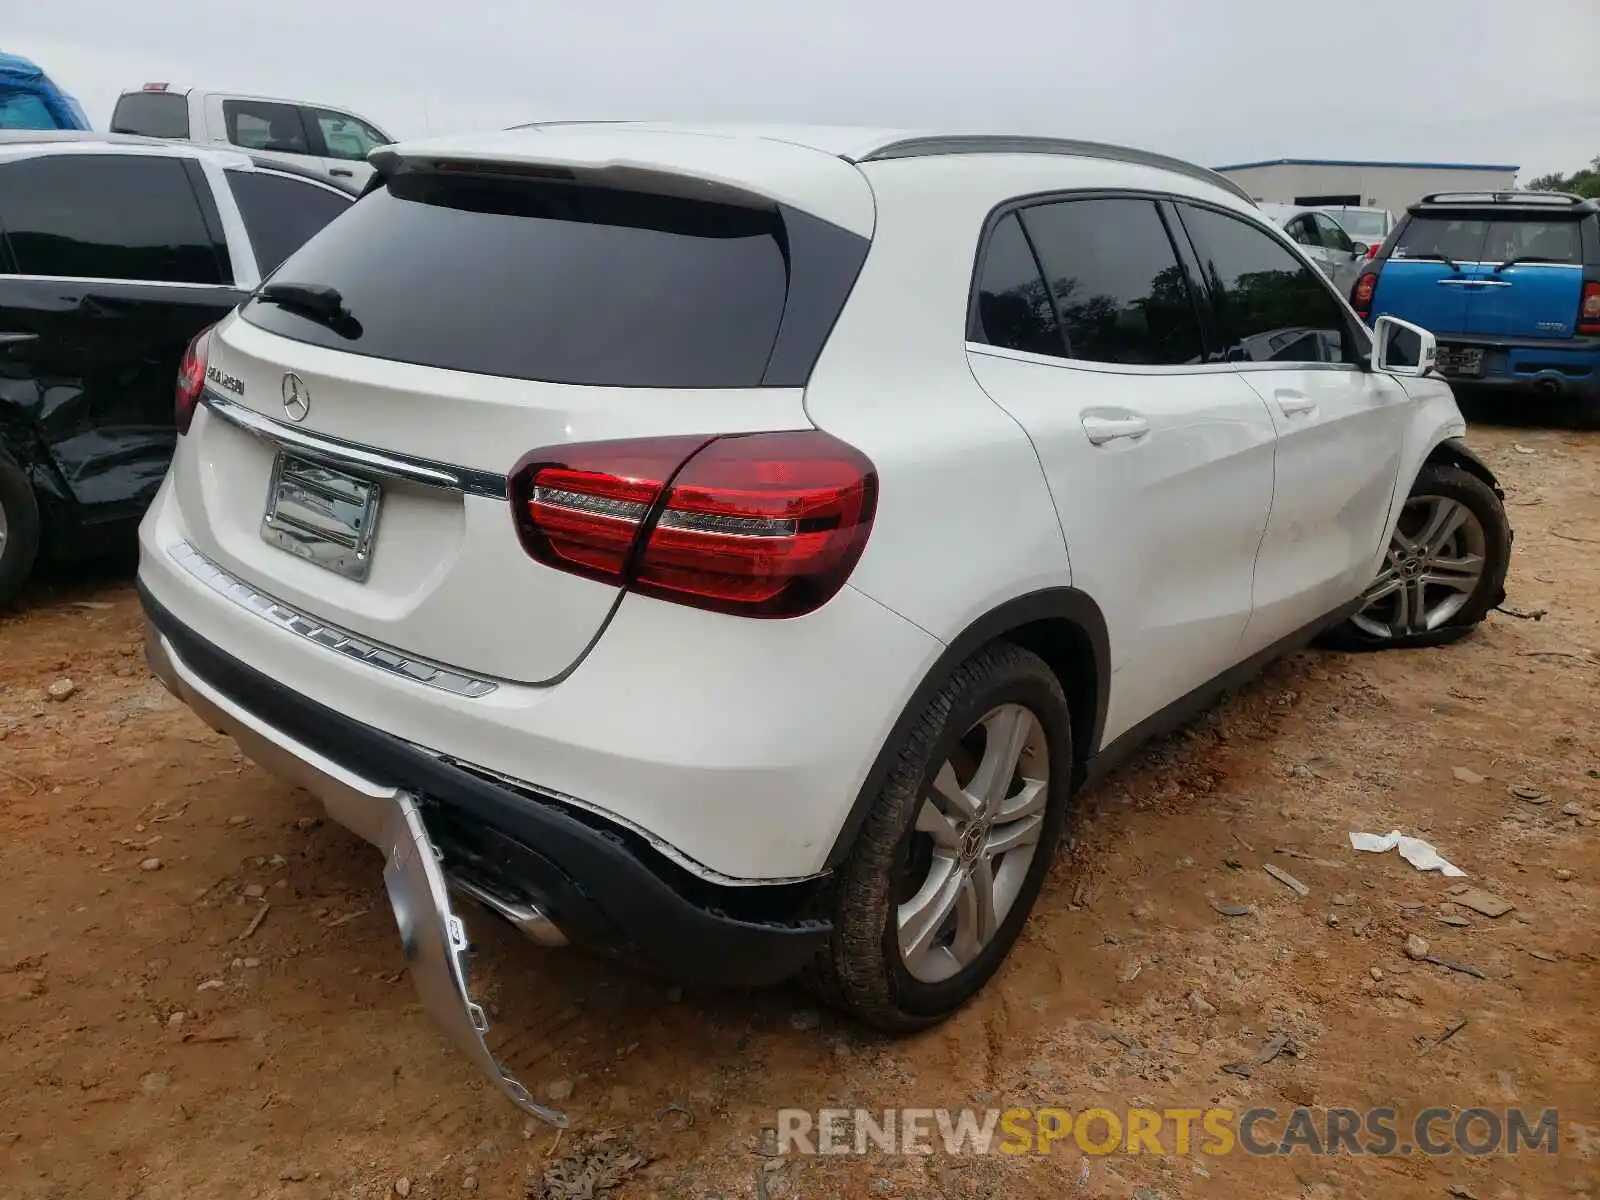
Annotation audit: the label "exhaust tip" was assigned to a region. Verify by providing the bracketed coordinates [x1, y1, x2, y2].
[449, 875, 569, 947]
[1532, 372, 1566, 397]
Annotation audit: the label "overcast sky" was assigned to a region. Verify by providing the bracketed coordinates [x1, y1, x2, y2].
[8, 0, 1598, 179]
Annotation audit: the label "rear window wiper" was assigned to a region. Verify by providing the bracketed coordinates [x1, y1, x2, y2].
[255, 282, 362, 338]
[1493, 254, 1570, 272]
[1399, 251, 1461, 271]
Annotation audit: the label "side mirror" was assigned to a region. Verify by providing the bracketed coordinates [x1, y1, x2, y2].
[1372, 315, 1437, 377]
[1351, 243, 1369, 259]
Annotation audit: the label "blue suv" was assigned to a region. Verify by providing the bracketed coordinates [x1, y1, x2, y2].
[1351, 191, 1600, 426]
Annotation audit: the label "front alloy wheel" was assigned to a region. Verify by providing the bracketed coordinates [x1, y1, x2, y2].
[1351, 495, 1487, 639]
[1328, 462, 1511, 651]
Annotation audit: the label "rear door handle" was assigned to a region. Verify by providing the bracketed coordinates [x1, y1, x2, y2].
[1276, 391, 1318, 418]
[1082, 412, 1150, 445]
[329, 168, 354, 178]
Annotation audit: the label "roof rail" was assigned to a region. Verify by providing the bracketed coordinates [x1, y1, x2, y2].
[856, 135, 1255, 204]
[1419, 190, 1585, 206]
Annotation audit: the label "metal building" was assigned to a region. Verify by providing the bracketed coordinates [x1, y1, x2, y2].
[1213, 158, 1520, 216]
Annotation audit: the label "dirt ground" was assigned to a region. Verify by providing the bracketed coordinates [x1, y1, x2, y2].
[2, 408, 1597, 1200]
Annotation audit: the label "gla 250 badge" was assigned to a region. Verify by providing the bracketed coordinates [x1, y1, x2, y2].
[205, 363, 244, 396]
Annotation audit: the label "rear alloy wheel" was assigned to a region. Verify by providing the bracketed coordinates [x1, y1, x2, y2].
[804, 643, 1073, 1031]
[1328, 463, 1510, 650]
[896, 703, 1049, 984]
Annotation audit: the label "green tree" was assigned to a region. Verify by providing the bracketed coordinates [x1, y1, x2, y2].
[1526, 156, 1600, 199]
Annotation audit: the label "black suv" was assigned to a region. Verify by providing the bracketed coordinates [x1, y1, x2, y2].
[0, 132, 355, 603]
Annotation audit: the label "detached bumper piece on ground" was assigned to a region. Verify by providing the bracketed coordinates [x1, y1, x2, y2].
[142, 591, 829, 1125]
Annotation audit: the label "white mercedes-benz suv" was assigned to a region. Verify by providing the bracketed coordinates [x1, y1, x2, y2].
[137, 122, 1512, 1122]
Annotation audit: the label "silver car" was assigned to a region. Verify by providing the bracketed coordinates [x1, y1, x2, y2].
[1257, 202, 1368, 298]
[1313, 205, 1395, 253]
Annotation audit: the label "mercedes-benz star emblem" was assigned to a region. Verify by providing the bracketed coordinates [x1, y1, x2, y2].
[281, 373, 310, 423]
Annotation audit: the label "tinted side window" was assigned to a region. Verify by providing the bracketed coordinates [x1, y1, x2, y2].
[1180, 205, 1351, 365]
[225, 169, 351, 276]
[223, 100, 310, 154]
[0, 153, 223, 284]
[1313, 213, 1354, 253]
[110, 91, 191, 138]
[1021, 198, 1204, 366]
[971, 213, 1063, 357]
[307, 109, 389, 161]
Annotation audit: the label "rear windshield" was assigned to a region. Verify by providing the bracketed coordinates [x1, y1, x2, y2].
[110, 91, 190, 138]
[1395, 214, 1585, 265]
[1330, 209, 1387, 239]
[239, 171, 867, 388]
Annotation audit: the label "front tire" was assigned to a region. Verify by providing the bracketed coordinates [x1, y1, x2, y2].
[804, 643, 1073, 1032]
[1326, 462, 1511, 651]
[0, 450, 41, 608]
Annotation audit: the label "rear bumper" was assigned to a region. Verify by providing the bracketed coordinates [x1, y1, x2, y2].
[1433, 337, 1600, 398]
[140, 584, 831, 990]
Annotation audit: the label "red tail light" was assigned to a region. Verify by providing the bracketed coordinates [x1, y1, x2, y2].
[511, 432, 878, 618]
[1364, 242, 1379, 259]
[175, 325, 213, 435]
[1579, 280, 1600, 336]
[1352, 272, 1378, 319]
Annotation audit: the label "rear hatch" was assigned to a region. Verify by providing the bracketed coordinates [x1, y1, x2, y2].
[1369, 214, 1486, 334]
[176, 134, 873, 682]
[1462, 215, 1586, 339]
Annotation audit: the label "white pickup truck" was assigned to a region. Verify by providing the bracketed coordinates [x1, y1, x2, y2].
[109, 84, 392, 189]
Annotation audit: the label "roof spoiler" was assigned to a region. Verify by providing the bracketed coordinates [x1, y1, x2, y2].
[1419, 190, 1586, 206]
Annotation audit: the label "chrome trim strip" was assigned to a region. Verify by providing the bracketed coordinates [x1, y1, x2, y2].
[966, 342, 1360, 375]
[168, 540, 499, 698]
[0, 273, 242, 290]
[202, 390, 509, 500]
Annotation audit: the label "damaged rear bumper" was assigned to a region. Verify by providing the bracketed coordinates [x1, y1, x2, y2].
[139, 585, 830, 1117]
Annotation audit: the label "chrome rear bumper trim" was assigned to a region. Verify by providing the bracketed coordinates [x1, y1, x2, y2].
[202, 390, 509, 500]
[168, 540, 499, 698]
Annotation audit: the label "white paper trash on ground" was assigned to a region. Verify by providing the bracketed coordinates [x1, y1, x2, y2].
[1348, 830, 1467, 877]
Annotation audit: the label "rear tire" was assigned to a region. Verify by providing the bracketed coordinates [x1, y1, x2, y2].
[1324, 462, 1510, 651]
[0, 450, 41, 608]
[803, 643, 1073, 1032]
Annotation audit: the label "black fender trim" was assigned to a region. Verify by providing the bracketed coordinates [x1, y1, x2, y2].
[1424, 436, 1511, 607]
[1430, 436, 1503, 499]
[823, 587, 1110, 869]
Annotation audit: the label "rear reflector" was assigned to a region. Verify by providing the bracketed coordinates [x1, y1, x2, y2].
[511, 432, 878, 618]
[1580, 280, 1600, 336]
[174, 325, 213, 435]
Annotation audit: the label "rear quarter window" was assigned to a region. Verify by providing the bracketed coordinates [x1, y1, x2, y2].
[240, 172, 868, 388]
[225, 169, 352, 276]
[110, 91, 191, 138]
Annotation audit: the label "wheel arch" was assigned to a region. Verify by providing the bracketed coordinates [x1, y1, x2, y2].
[823, 587, 1109, 869]
[1425, 436, 1504, 500]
